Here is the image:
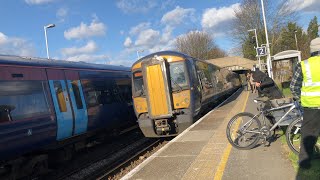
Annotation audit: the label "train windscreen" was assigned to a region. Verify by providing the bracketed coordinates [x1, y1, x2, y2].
[133, 71, 145, 97]
[169, 62, 188, 92]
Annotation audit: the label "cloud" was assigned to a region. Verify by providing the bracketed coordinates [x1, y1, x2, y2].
[161, 6, 195, 26]
[61, 41, 98, 56]
[0, 32, 35, 56]
[57, 7, 68, 17]
[56, 7, 68, 22]
[66, 54, 108, 63]
[129, 22, 151, 35]
[119, 25, 175, 64]
[25, 0, 56, 5]
[135, 29, 160, 46]
[116, 0, 157, 14]
[124, 37, 132, 47]
[201, 3, 240, 36]
[284, 0, 320, 12]
[64, 17, 106, 40]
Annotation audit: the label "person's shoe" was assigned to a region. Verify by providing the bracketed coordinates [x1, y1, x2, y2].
[299, 159, 311, 169]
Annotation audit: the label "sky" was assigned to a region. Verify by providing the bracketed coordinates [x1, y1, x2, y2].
[0, 0, 319, 66]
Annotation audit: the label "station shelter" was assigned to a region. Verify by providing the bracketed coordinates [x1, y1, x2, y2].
[271, 50, 301, 88]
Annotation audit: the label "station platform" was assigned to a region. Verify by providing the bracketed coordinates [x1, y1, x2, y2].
[122, 89, 296, 180]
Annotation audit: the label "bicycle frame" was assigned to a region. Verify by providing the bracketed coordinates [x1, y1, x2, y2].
[240, 102, 302, 135]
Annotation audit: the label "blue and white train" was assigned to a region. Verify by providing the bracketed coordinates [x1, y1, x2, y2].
[0, 55, 135, 178]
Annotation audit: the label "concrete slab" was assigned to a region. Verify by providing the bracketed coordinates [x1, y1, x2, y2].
[176, 130, 214, 142]
[159, 141, 207, 157]
[132, 157, 195, 180]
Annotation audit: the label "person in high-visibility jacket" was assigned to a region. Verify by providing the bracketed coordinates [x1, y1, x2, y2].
[290, 37, 320, 169]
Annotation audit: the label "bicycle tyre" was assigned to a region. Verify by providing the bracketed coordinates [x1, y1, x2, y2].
[286, 118, 302, 155]
[226, 112, 262, 150]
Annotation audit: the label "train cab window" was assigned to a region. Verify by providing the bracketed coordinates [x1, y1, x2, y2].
[71, 80, 83, 109]
[0, 81, 50, 123]
[53, 81, 67, 112]
[169, 62, 188, 91]
[133, 71, 145, 97]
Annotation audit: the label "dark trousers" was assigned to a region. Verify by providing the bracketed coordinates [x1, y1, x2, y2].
[299, 108, 320, 162]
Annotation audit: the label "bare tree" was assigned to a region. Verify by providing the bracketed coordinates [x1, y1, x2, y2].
[175, 31, 226, 60]
[233, 0, 298, 59]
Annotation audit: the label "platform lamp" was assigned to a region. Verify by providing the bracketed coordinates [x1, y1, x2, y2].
[44, 23, 55, 59]
[248, 29, 261, 69]
[294, 30, 298, 51]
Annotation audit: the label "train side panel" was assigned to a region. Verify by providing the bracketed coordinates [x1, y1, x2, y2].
[79, 71, 134, 133]
[0, 66, 56, 160]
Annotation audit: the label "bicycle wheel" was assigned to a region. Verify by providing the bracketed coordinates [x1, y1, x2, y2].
[226, 112, 262, 150]
[286, 118, 320, 155]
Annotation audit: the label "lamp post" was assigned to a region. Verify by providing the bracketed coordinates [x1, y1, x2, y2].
[294, 30, 298, 50]
[260, 0, 272, 78]
[44, 24, 55, 59]
[136, 50, 144, 60]
[248, 29, 261, 69]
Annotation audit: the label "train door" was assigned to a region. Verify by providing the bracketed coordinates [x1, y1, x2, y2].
[189, 59, 201, 112]
[47, 69, 73, 140]
[64, 70, 88, 135]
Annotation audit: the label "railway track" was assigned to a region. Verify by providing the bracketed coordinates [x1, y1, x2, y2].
[64, 138, 163, 180]
[96, 139, 163, 180]
[42, 127, 167, 180]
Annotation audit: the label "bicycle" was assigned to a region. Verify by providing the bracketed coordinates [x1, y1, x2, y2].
[226, 98, 302, 150]
[285, 114, 320, 155]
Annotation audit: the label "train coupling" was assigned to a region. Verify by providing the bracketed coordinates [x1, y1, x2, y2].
[155, 119, 171, 135]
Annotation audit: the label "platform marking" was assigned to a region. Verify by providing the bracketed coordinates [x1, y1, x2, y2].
[121, 88, 242, 180]
[213, 91, 249, 180]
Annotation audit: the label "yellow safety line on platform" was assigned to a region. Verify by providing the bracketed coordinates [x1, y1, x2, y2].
[213, 92, 250, 180]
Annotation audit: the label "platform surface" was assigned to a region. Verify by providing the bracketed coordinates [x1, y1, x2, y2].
[122, 90, 296, 180]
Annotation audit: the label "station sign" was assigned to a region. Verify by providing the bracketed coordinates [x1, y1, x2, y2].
[256, 46, 267, 57]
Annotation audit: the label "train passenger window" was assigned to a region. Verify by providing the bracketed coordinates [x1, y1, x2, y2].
[81, 80, 118, 107]
[71, 80, 83, 109]
[116, 78, 132, 103]
[169, 62, 188, 91]
[0, 81, 50, 123]
[195, 61, 213, 89]
[53, 81, 67, 112]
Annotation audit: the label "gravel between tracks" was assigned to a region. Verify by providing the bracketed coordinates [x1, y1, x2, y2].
[105, 139, 169, 180]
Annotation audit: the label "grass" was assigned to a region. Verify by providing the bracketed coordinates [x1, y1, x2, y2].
[279, 130, 320, 179]
[282, 87, 293, 98]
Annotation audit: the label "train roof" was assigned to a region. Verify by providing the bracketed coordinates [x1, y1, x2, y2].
[132, 51, 192, 67]
[0, 54, 130, 72]
[131, 51, 224, 70]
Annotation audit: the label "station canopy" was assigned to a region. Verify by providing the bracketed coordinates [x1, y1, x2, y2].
[206, 56, 256, 71]
[272, 50, 301, 62]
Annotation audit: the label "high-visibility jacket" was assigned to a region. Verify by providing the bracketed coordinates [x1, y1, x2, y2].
[301, 56, 320, 107]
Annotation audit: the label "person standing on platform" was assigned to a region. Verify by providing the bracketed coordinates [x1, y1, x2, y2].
[249, 72, 256, 93]
[246, 70, 252, 91]
[290, 37, 320, 169]
[252, 67, 283, 99]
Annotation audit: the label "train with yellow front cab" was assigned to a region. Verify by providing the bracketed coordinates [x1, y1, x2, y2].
[131, 51, 241, 137]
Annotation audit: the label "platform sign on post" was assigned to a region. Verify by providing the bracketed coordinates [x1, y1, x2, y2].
[256, 46, 267, 57]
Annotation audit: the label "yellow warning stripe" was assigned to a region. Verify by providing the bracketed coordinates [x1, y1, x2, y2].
[214, 92, 250, 180]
